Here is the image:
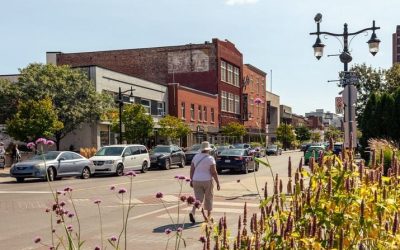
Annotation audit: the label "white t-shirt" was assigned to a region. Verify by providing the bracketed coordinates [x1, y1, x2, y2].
[192, 153, 216, 181]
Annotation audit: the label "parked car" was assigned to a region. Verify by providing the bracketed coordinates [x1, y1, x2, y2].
[216, 145, 234, 156]
[185, 144, 216, 164]
[333, 143, 343, 156]
[10, 151, 95, 183]
[254, 146, 266, 158]
[266, 145, 282, 156]
[216, 148, 259, 174]
[304, 145, 325, 165]
[150, 145, 185, 170]
[90, 144, 150, 176]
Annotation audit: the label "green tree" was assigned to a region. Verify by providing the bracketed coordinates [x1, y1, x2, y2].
[0, 79, 20, 123]
[359, 93, 379, 151]
[392, 89, 400, 141]
[6, 97, 64, 142]
[295, 125, 311, 142]
[221, 122, 246, 141]
[112, 104, 154, 144]
[158, 115, 191, 145]
[310, 131, 321, 143]
[17, 63, 113, 149]
[276, 124, 295, 150]
[324, 126, 343, 142]
[375, 92, 394, 138]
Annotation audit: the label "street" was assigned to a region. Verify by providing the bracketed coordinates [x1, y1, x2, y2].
[0, 151, 303, 250]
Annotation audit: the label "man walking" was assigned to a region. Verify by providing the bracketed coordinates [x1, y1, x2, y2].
[189, 141, 220, 224]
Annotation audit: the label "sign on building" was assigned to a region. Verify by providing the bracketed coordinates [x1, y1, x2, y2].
[335, 97, 344, 114]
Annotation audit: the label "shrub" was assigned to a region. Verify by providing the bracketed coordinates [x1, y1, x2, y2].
[368, 138, 400, 174]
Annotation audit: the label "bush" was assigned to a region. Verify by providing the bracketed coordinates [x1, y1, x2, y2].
[368, 138, 400, 175]
[250, 142, 262, 148]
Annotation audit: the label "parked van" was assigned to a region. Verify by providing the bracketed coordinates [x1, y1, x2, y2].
[90, 144, 150, 176]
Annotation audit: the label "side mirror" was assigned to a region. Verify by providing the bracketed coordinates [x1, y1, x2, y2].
[59, 157, 65, 161]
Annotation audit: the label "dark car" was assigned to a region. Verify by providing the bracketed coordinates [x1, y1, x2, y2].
[150, 145, 185, 170]
[185, 144, 216, 164]
[216, 145, 234, 156]
[266, 145, 282, 156]
[10, 151, 95, 182]
[233, 143, 251, 150]
[216, 149, 259, 174]
[333, 143, 343, 156]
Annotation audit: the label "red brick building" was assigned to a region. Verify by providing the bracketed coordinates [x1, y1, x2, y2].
[168, 83, 219, 146]
[242, 64, 267, 142]
[51, 38, 243, 127]
[393, 25, 400, 65]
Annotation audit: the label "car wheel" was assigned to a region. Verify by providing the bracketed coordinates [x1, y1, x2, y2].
[47, 167, 55, 182]
[116, 164, 124, 176]
[141, 161, 148, 173]
[242, 163, 249, 174]
[16, 177, 24, 183]
[163, 158, 171, 170]
[178, 157, 185, 168]
[81, 167, 90, 179]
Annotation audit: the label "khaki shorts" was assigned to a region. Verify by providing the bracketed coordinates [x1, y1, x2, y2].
[192, 180, 214, 211]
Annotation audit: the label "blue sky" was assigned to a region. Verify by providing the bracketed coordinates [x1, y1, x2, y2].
[0, 0, 398, 115]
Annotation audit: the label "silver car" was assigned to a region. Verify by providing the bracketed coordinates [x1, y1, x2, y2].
[10, 151, 95, 183]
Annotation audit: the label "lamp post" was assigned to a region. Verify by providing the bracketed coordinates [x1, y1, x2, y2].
[116, 86, 135, 144]
[310, 13, 380, 148]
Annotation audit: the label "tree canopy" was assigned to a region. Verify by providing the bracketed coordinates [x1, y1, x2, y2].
[6, 97, 64, 142]
[221, 122, 247, 139]
[295, 125, 311, 142]
[158, 115, 190, 144]
[0, 79, 20, 124]
[277, 124, 295, 150]
[324, 126, 343, 142]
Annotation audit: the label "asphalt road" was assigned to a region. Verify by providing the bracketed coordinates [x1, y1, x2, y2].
[0, 151, 303, 250]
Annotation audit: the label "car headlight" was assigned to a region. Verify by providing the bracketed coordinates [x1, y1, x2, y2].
[104, 160, 115, 164]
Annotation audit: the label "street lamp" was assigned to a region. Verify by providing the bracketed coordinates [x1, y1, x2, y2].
[116, 86, 135, 144]
[310, 13, 380, 148]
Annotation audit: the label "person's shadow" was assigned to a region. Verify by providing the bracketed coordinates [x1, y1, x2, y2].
[153, 222, 201, 233]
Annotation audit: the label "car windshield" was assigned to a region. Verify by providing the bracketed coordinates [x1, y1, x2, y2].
[95, 147, 124, 156]
[220, 149, 244, 156]
[31, 151, 61, 161]
[233, 144, 244, 148]
[217, 146, 229, 150]
[153, 146, 171, 153]
[267, 145, 277, 149]
[189, 144, 201, 151]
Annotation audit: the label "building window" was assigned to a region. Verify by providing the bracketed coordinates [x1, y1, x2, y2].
[250, 98, 254, 117]
[221, 91, 227, 111]
[181, 102, 185, 119]
[221, 61, 227, 82]
[234, 67, 240, 87]
[211, 108, 215, 123]
[198, 105, 202, 121]
[227, 64, 233, 84]
[141, 99, 151, 114]
[228, 93, 234, 113]
[157, 102, 164, 116]
[235, 95, 240, 114]
[190, 104, 195, 120]
[204, 106, 207, 122]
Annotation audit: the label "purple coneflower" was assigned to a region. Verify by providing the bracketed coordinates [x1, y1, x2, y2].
[156, 192, 163, 199]
[118, 188, 127, 194]
[94, 199, 102, 205]
[165, 228, 172, 235]
[33, 236, 41, 244]
[186, 195, 195, 205]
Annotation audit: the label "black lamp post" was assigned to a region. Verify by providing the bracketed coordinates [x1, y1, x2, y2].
[310, 13, 380, 148]
[116, 86, 135, 144]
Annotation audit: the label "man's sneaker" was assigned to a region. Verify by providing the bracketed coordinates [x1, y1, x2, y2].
[189, 213, 195, 224]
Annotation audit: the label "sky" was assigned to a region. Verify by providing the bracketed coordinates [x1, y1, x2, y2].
[0, 0, 398, 116]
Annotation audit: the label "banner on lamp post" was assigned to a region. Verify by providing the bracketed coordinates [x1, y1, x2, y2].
[335, 97, 344, 114]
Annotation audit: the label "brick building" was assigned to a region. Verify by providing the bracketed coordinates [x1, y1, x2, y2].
[168, 83, 219, 147]
[393, 25, 400, 65]
[49, 38, 243, 128]
[242, 64, 266, 142]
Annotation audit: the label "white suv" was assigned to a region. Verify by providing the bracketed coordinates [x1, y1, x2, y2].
[90, 144, 150, 176]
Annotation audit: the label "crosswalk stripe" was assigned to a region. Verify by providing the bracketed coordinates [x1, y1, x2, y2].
[0, 190, 52, 194]
[121, 198, 144, 204]
[213, 201, 259, 207]
[161, 195, 178, 202]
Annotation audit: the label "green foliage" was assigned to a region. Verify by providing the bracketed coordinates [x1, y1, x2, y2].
[294, 125, 311, 142]
[250, 142, 262, 148]
[6, 97, 63, 142]
[112, 104, 154, 144]
[324, 126, 343, 142]
[0, 79, 20, 123]
[310, 131, 321, 142]
[16, 63, 113, 148]
[221, 122, 246, 139]
[276, 124, 295, 149]
[158, 115, 191, 143]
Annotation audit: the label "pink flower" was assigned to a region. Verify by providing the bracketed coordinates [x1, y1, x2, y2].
[110, 186, 116, 191]
[178, 176, 186, 180]
[194, 200, 201, 209]
[94, 247, 101, 250]
[199, 236, 206, 243]
[180, 195, 187, 202]
[34, 236, 41, 244]
[45, 208, 50, 213]
[254, 97, 264, 104]
[165, 228, 172, 235]
[63, 187, 72, 192]
[125, 171, 136, 177]
[45, 140, 55, 146]
[177, 227, 183, 233]
[156, 192, 163, 199]
[174, 176, 179, 179]
[94, 199, 102, 205]
[35, 138, 47, 145]
[68, 213, 74, 218]
[118, 188, 127, 194]
[59, 201, 66, 207]
[187, 196, 195, 205]
[185, 178, 191, 182]
[67, 225, 73, 232]
[110, 236, 117, 242]
[27, 142, 35, 149]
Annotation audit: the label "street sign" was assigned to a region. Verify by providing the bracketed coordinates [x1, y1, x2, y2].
[341, 71, 358, 85]
[335, 97, 344, 114]
[342, 85, 357, 105]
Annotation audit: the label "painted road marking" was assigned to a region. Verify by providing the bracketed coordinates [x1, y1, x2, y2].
[213, 201, 259, 207]
[161, 195, 178, 202]
[128, 204, 182, 221]
[181, 207, 243, 214]
[0, 190, 52, 194]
